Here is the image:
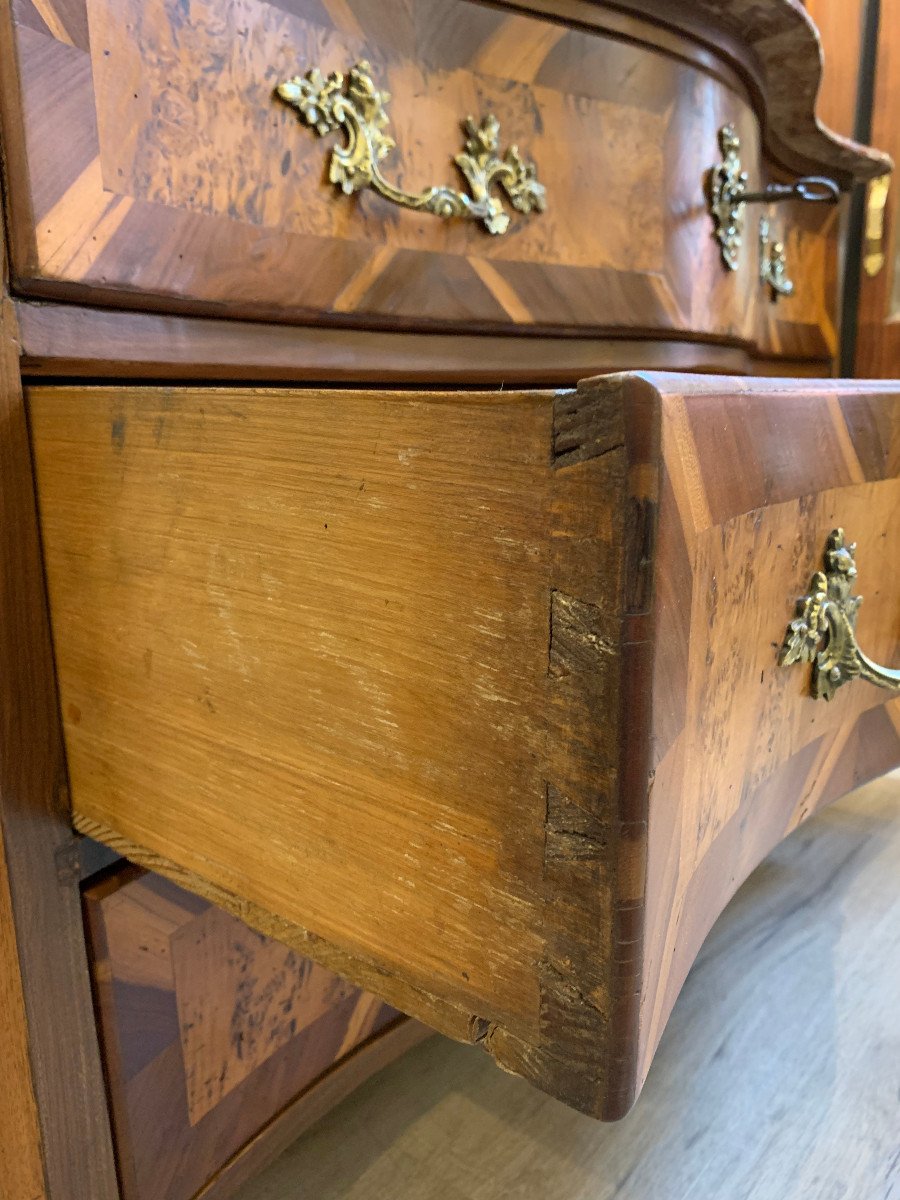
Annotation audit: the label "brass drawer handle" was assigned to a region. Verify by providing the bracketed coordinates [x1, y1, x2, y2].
[276, 60, 546, 236]
[707, 125, 839, 270]
[779, 529, 900, 701]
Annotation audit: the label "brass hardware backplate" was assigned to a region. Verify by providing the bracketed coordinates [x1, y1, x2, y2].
[779, 529, 900, 701]
[707, 125, 839, 271]
[707, 124, 746, 270]
[759, 217, 793, 298]
[276, 60, 546, 236]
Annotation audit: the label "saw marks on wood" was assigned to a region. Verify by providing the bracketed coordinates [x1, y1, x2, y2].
[233, 772, 900, 1200]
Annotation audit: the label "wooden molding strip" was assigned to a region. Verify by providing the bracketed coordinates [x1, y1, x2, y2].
[14, 300, 832, 384]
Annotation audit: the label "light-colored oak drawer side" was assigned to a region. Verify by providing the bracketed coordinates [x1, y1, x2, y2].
[28, 374, 900, 1118]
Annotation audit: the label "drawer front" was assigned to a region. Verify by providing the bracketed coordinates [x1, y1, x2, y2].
[2, 0, 834, 356]
[84, 866, 407, 1200]
[31, 375, 900, 1119]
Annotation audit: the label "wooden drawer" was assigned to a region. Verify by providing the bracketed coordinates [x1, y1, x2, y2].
[30, 373, 900, 1119]
[84, 865, 423, 1200]
[0, 0, 861, 358]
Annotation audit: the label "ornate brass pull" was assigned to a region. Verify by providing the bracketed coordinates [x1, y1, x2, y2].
[276, 60, 546, 236]
[779, 529, 900, 701]
[759, 217, 793, 299]
[707, 125, 839, 270]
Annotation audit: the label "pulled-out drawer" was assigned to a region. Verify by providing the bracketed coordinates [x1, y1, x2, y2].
[83, 865, 420, 1200]
[32, 373, 900, 1118]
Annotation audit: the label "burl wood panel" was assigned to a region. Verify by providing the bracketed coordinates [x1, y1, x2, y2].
[0, 0, 840, 357]
[84, 866, 403, 1200]
[29, 374, 900, 1118]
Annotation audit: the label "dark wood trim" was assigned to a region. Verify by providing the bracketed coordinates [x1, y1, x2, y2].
[0, 185, 119, 1200]
[194, 1020, 433, 1200]
[853, 0, 898, 377]
[15, 300, 832, 385]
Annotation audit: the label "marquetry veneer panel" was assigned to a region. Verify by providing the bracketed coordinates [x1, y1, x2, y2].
[1, 0, 838, 355]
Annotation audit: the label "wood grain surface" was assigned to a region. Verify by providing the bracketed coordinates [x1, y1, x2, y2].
[0, 0, 845, 358]
[0, 219, 118, 1199]
[231, 772, 900, 1200]
[28, 373, 900, 1118]
[85, 866, 409, 1200]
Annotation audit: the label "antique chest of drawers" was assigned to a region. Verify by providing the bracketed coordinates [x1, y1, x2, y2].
[0, 1, 897, 1199]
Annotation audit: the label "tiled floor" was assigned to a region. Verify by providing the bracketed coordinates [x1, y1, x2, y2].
[234, 773, 900, 1200]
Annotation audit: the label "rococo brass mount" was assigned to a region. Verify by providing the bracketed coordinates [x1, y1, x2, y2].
[276, 61, 546, 235]
[779, 529, 900, 701]
[707, 125, 840, 270]
[759, 217, 794, 299]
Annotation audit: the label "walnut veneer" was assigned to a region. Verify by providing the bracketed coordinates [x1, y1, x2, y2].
[0, 2, 896, 1198]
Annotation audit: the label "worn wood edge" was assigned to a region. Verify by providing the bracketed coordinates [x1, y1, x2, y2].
[13, 300, 835, 384]
[192, 1019, 434, 1200]
[593, 0, 892, 185]
[73, 815, 517, 1063]
[574, 373, 661, 1120]
[605, 395, 660, 1120]
[479, 373, 661, 1119]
